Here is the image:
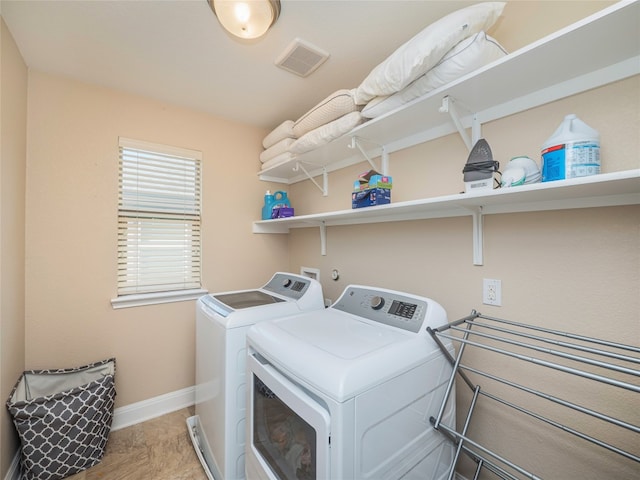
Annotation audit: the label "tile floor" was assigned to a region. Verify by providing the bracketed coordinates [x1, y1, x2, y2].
[67, 407, 209, 480]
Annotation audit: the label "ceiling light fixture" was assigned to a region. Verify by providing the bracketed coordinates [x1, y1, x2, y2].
[208, 0, 281, 40]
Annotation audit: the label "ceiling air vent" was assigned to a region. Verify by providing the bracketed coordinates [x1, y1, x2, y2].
[275, 38, 330, 77]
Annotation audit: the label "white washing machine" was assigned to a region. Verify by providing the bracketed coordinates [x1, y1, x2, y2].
[246, 285, 456, 480]
[188, 272, 325, 480]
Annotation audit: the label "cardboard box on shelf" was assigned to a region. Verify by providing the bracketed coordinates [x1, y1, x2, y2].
[352, 188, 391, 209]
[353, 172, 393, 191]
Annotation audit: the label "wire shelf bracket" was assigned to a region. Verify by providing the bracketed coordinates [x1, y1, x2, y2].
[439, 96, 482, 152]
[349, 137, 389, 175]
[293, 162, 328, 196]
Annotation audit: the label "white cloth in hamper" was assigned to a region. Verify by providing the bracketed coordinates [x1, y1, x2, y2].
[290, 112, 363, 155]
[262, 120, 295, 149]
[260, 137, 296, 163]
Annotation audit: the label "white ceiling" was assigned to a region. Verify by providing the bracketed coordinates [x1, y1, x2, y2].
[0, 0, 478, 130]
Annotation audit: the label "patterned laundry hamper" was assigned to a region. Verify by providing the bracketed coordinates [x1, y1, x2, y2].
[6, 358, 116, 480]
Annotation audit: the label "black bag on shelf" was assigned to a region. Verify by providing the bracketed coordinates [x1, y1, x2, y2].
[6, 358, 116, 480]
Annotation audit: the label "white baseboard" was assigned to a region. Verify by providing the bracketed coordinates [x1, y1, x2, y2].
[111, 385, 195, 431]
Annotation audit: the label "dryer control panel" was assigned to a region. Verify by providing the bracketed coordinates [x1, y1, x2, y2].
[332, 285, 446, 334]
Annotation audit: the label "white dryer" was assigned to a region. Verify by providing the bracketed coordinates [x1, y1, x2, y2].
[188, 272, 324, 480]
[246, 285, 456, 480]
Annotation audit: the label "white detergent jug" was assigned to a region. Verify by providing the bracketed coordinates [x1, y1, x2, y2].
[541, 114, 600, 182]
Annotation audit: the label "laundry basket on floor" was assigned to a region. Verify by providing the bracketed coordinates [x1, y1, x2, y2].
[6, 358, 116, 480]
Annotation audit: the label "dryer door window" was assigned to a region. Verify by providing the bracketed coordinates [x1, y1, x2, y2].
[248, 353, 330, 480]
[254, 377, 315, 479]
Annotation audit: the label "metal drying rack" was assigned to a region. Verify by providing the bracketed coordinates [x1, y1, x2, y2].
[427, 310, 640, 480]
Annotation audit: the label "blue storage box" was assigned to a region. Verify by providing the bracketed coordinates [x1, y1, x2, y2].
[352, 188, 391, 209]
[271, 207, 294, 218]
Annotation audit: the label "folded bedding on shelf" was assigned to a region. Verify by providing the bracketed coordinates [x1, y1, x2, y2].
[362, 32, 507, 119]
[292, 89, 360, 138]
[258, 3, 506, 168]
[259, 137, 296, 163]
[353, 1, 505, 105]
[290, 112, 363, 155]
[261, 151, 297, 171]
[262, 120, 296, 149]
[259, 103, 363, 166]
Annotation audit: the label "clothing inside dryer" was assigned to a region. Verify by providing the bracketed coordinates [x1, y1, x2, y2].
[253, 376, 316, 480]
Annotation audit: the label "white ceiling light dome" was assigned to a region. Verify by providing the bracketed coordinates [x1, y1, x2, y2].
[209, 0, 281, 39]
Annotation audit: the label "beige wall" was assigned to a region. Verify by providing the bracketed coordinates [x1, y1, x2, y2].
[24, 71, 289, 409]
[285, 2, 639, 478]
[0, 16, 27, 477]
[491, 0, 613, 52]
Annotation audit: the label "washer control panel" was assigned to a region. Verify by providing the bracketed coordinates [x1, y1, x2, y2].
[262, 272, 311, 300]
[332, 285, 437, 334]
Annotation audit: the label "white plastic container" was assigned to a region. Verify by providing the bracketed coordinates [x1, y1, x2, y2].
[501, 156, 541, 187]
[541, 114, 600, 182]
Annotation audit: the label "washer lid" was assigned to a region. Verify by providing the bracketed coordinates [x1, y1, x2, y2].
[200, 272, 324, 320]
[248, 309, 442, 402]
[211, 290, 285, 310]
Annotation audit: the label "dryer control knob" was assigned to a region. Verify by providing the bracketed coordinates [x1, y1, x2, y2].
[282, 279, 292, 288]
[371, 296, 385, 310]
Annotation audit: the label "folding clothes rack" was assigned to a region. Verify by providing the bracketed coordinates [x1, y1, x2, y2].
[427, 311, 640, 480]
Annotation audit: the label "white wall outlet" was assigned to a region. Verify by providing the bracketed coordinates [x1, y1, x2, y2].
[483, 278, 502, 306]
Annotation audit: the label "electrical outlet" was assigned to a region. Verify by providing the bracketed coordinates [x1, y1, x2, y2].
[483, 279, 502, 306]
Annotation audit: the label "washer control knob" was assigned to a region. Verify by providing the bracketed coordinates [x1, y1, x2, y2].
[282, 279, 292, 288]
[371, 296, 385, 310]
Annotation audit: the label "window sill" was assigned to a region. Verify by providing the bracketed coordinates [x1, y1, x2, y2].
[111, 288, 208, 309]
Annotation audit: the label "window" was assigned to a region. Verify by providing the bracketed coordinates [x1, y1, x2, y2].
[112, 137, 205, 308]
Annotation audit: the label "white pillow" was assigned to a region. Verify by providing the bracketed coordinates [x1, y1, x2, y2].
[290, 112, 363, 155]
[362, 32, 507, 119]
[293, 89, 360, 138]
[259, 137, 296, 163]
[261, 151, 296, 171]
[354, 1, 505, 105]
[262, 120, 295, 149]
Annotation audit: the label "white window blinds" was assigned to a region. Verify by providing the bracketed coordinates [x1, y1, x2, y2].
[117, 138, 202, 296]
